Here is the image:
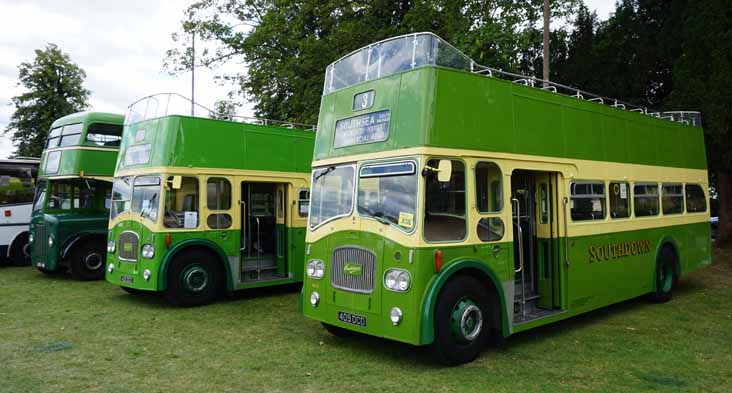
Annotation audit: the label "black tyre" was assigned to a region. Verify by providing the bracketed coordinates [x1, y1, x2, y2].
[121, 286, 145, 295]
[431, 275, 493, 366]
[321, 322, 355, 338]
[649, 245, 678, 303]
[9, 233, 31, 266]
[69, 240, 106, 280]
[164, 249, 221, 307]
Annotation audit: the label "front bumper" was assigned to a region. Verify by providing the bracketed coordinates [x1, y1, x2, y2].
[105, 254, 160, 291]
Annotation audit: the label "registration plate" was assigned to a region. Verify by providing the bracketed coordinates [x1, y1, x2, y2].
[120, 275, 134, 284]
[338, 311, 367, 327]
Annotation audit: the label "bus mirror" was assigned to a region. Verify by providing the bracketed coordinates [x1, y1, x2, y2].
[171, 176, 182, 189]
[437, 160, 452, 182]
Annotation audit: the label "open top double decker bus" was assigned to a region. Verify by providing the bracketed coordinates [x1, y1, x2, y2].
[105, 93, 315, 306]
[0, 157, 39, 266]
[30, 112, 124, 279]
[301, 33, 711, 364]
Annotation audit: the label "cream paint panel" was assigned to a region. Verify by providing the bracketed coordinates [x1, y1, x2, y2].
[108, 168, 310, 231]
[308, 147, 708, 245]
[45, 146, 120, 153]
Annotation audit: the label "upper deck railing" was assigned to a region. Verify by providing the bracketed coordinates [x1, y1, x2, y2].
[125, 93, 316, 131]
[323, 32, 701, 128]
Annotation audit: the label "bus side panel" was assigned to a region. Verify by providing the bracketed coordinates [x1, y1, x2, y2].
[684, 221, 712, 275]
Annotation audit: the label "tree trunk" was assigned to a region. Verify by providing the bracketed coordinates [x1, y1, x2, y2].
[717, 171, 732, 247]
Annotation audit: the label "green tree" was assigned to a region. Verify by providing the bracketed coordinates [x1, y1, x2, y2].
[668, 0, 732, 244]
[210, 99, 240, 120]
[4, 44, 90, 157]
[166, 0, 578, 124]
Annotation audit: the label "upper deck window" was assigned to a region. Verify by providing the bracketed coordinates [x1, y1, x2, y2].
[86, 123, 122, 147]
[46, 123, 83, 148]
[323, 33, 472, 95]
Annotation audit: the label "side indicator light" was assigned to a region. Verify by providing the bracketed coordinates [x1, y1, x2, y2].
[165, 233, 171, 248]
[4, 210, 10, 217]
[435, 250, 443, 273]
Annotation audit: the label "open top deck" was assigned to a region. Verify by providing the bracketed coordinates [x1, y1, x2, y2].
[116, 93, 315, 175]
[314, 33, 705, 170]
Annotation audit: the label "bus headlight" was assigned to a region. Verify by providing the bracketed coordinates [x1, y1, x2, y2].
[310, 291, 320, 307]
[107, 240, 116, 253]
[384, 269, 411, 292]
[29, 232, 34, 243]
[141, 244, 155, 259]
[307, 260, 324, 279]
[390, 307, 403, 325]
[47, 235, 54, 248]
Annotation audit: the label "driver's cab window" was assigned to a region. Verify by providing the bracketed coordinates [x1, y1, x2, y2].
[424, 159, 466, 242]
[164, 176, 199, 228]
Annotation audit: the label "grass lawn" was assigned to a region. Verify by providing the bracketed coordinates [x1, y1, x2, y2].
[1, 248, 731, 393]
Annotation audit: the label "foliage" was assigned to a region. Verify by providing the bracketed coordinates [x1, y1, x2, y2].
[210, 99, 240, 120]
[4, 44, 90, 158]
[166, 0, 579, 124]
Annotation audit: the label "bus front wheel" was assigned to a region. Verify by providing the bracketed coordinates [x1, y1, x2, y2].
[9, 233, 31, 266]
[69, 241, 106, 280]
[649, 245, 678, 303]
[165, 249, 221, 307]
[431, 275, 492, 366]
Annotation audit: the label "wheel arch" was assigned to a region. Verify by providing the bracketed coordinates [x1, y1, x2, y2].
[157, 239, 233, 292]
[59, 232, 107, 260]
[654, 236, 681, 287]
[419, 259, 509, 345]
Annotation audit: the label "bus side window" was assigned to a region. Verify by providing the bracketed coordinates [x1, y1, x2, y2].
[570, 181, 606, 221]
[424, 159, 466, 242]
[609, 182, 630, 219]
[634, 183, 659, 217]
[475, 162, 504, 242]
[0, 175, 35, 205]
[685, 184, 707, 213]
[662, 184, 684, 215]
[206, 177, 232, 229]
[165, 176, 200, 229]
[298, 189, 310, 217]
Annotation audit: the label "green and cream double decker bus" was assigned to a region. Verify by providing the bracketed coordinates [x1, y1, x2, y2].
[30, 112, 124, 279]
[301, 33, 711, 364]
[105, 93, 315, 306]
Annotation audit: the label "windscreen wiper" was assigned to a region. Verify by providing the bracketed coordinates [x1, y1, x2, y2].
[314, 166, 335, 181]
[360, 206, 390, 226]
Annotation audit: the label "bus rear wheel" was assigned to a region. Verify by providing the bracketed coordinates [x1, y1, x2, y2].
[69, 241, 106, 280]
[165, 249, 220, 307]
[431, 275, 492, 365]
[9, 233, 31, 266]
[649, 245, 678, 303]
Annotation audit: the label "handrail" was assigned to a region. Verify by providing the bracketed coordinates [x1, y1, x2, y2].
[562, 197, 570, 268]
[512, 197, 526, 316]
[125, 93, 316, 131]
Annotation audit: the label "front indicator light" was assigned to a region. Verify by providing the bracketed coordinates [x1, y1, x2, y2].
[47, 235, 54, 248]
[143, 269, 151, 281]
[29, 232, 34, 243]
[310, 291, 320, 307]
[384, 269, 411, 292]
[107, 263, 114, 273]
[306, 260, 324, 279]
[141, 244, 155, 259]
[390, 307, 403, 325]
[107, 240, 116, 253]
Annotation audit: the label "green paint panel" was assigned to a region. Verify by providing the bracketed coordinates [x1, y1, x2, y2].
[313, 67, 706, 170]
[117, 116, 314, 173]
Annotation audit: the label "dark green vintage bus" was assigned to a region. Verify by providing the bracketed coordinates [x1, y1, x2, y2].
[30, 112, 124, 279]
[105, 94, 315, 306]
[301, 33, 710, 364]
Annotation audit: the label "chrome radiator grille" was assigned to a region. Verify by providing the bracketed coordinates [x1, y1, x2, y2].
[118, 231, 139, 261]
[330, 246, 376, 294]
[33, 224, 47, 258]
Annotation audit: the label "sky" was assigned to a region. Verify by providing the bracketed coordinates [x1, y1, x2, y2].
[0, 0, 616, 159]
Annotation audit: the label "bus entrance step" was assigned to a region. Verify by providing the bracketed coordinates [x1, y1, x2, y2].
[514, 294, 541, 303]
[513, 308, 564, 325]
